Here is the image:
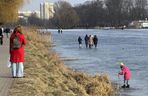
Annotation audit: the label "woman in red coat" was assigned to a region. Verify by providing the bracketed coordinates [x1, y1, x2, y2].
[10, 26, 26, 78]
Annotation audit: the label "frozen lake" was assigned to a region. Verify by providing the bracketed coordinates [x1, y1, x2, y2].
[47, 29, 148, 96]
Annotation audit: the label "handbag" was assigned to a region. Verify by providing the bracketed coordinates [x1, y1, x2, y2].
[7, 57, 11, 68]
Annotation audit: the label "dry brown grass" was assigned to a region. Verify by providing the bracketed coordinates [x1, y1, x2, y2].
[9, 27, 116, 96]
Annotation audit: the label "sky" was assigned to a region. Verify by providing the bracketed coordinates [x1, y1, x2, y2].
[21, 0, 90, 11]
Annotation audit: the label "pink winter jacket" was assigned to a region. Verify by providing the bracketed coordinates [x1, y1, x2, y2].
[119, 66, 131, 80]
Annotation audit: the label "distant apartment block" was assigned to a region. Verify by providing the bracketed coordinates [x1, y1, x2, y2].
[18, 2, 54, 22]
[18, 11, 40, 18]
[40, 2, 54, 20]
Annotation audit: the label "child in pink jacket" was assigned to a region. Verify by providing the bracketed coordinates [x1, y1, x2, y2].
[119, 63, 131, 88]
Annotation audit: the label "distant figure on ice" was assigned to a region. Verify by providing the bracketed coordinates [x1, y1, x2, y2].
[84, 34, 89, 48]
[58, 29, 60, 34]
[88, 35, 94, 48]
[78, 36, 82, 48]
[60, 29, 62, 34]
[119, 62, 131, 88]
[93, 35, 98, 48]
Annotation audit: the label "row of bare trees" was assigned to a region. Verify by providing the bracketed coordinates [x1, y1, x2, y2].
[48, 0, 148, 28]
[24, 0, 148, 28]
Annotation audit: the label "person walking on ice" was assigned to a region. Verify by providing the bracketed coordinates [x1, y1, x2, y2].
[78, 36, 82, 48]
[93, 35, 98, 48]
[118, 62, 131, 88]
[84, 34, 89, 48]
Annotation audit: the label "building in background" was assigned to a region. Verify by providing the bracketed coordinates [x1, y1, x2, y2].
[18, 11, 40, 24]
[129, 18, 148, 28]
[40, 2, 54, 20]
[18, 2, 54, 20]
[18, 1, 54, 25]
[18, 11, 40, 18]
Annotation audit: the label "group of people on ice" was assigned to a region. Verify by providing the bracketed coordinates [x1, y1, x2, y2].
[78, 34, 98, 48]
[58, 29, 62, 34]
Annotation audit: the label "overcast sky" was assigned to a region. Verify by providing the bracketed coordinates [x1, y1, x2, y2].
[21, 0, 90, 11]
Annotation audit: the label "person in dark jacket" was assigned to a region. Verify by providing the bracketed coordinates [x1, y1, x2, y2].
[4, 28, 11, 38]
[0, 27, 4, 45]
[93, 35, 98, 48]
[78, 36, 82, 48]
[84, 34, 89, 48]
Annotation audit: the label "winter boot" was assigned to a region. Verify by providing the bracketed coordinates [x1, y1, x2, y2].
[121, 84, 126, 88]
[126, 84, 130, 88]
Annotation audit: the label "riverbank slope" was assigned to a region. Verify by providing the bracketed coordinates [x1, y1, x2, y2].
[9, 27, 115, 96]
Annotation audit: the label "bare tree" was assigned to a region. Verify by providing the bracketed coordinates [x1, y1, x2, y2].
[105, 0, 125, 26]
[53, 1, 80, 28]
[0, 0, 24, 25]
[75, 0, 105, 27]
[131, 0, 147, 20]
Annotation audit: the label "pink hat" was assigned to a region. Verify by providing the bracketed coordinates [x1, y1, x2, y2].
[120, 62, 124, 67]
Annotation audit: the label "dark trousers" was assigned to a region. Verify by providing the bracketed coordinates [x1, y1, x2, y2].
[94, 43, 97, 48]
[0, 36, 3, 45]
[85, 43, 88, 48]
[124, 80, 129, 85]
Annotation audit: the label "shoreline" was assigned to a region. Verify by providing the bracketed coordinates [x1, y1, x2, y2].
[9, 27, 117, 96]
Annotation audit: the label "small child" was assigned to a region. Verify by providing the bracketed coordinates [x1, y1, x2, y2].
[119, 62, 131, 88]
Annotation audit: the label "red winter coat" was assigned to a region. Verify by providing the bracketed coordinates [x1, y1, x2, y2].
[10, 31, 26, 62]
[119, 66, 131, 80]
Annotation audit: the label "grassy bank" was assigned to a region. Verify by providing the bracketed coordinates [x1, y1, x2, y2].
[9, 27, 116, 96]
